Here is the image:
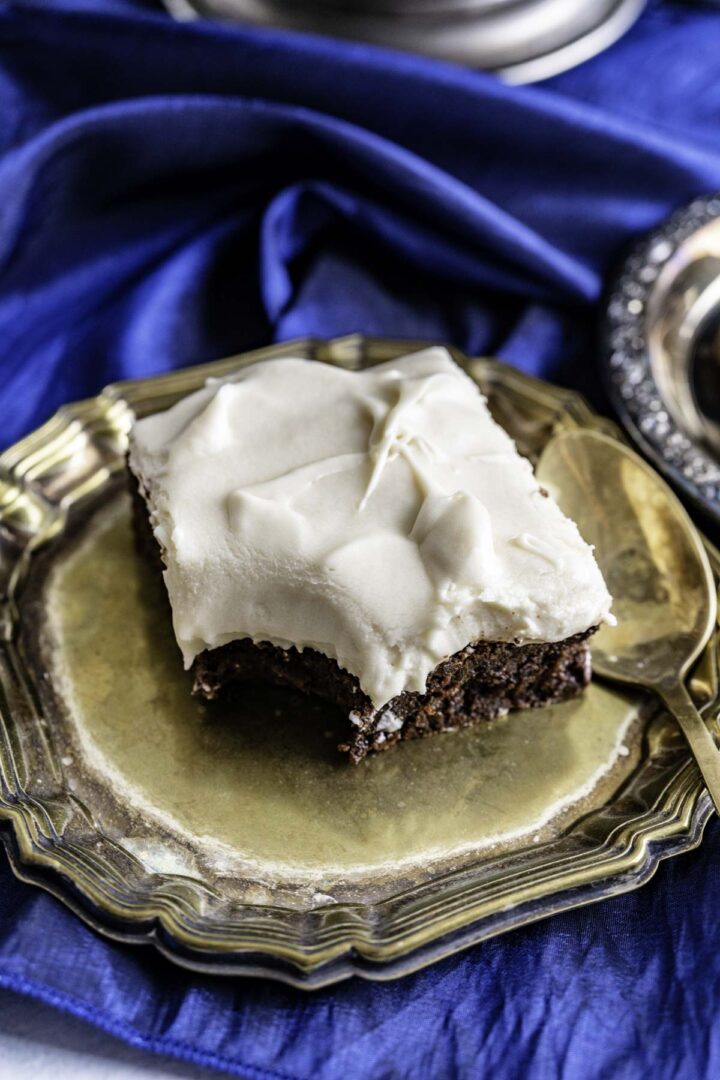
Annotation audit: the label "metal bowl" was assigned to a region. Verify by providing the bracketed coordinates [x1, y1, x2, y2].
[165, 0, 646, 82]
[603, 194, 720, 525]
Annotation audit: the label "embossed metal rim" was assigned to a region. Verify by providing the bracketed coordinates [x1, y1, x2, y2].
[603, 193, 720, 523]
[0, 334, 716, 988]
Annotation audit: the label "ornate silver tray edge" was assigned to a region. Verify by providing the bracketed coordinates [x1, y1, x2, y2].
[0, 334, 716, 988]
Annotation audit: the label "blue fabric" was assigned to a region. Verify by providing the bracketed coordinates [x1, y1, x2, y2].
[1, 1, 720, 1076]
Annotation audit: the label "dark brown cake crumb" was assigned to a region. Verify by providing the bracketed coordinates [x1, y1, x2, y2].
[192, 631, 593, 763]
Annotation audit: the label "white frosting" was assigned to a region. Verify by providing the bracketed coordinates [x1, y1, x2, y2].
[128, 349, 613, 709]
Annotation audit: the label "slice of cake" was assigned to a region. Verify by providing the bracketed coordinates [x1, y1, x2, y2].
[128, 348, 613, 762]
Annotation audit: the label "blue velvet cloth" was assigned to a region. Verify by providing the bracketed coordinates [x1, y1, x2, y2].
[2, 1, 720, 1076]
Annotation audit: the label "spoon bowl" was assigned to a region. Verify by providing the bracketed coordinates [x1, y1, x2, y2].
[537, 427, 720, 813]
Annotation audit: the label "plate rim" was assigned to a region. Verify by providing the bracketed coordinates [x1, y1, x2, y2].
[602, 192, 720, 526]
[163, 0, 646, 85]
[0, 333, 716, 988]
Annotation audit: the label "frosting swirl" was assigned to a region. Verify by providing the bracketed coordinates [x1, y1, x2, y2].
[129, 348, 613, 707]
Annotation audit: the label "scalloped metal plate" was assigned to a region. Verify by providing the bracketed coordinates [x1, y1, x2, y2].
[0, 335, 717, 988]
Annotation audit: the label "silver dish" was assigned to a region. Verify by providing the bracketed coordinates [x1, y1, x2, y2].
[1, 335, 718, 987]
[603, 193, 720, 525]
[164, 0, 646, 83]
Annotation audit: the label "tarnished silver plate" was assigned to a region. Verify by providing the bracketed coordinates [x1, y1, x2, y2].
[0, 335, 717, 988]
[604, 193, 720, 526]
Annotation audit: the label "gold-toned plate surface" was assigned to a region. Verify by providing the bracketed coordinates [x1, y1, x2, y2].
[0, 335, 717, 988]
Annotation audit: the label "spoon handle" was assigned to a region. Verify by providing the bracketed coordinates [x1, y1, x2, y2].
[659, 681, 720, 816]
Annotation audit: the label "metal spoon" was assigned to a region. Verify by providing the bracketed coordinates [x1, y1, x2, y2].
[537, 427, 720, 814]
